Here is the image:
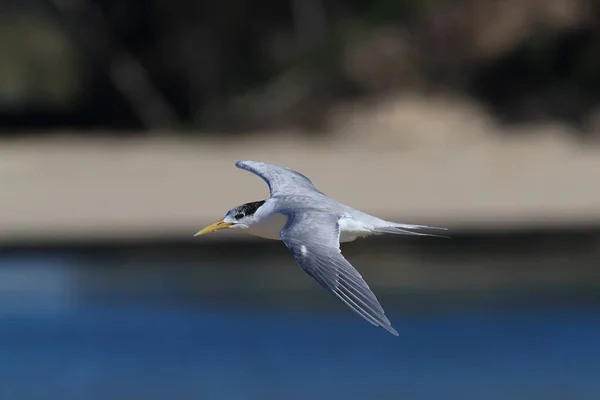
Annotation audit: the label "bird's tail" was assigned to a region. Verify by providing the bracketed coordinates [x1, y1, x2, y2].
[372, 222, 449, 238]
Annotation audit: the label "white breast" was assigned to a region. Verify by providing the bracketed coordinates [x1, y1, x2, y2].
[246, 213, 288, 241]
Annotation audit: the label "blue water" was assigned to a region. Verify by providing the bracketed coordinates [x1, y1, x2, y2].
[1, 304, 599, 400]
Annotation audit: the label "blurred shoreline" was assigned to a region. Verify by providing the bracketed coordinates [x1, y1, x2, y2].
[1, 130, 599, 244]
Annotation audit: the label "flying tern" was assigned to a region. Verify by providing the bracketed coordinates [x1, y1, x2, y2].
[195, 160, 447, 335]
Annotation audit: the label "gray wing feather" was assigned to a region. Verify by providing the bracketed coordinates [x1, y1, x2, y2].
[280, 211, 399, 336]
[235, 160, 322, 197]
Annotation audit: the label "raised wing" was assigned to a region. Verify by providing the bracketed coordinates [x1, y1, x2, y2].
[280, 211, 399, 336]
[235, 160, 322, 197]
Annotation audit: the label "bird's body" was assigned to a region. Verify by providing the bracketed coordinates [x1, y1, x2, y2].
[196, 160, 447, 336]
[245, 194, 414, 243]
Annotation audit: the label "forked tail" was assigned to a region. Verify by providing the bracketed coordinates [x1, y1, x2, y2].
[373, 222, 449, 238]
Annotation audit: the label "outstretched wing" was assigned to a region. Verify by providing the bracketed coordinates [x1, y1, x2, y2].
[279, 211, 399, 336]
[235, 160, 322, 197]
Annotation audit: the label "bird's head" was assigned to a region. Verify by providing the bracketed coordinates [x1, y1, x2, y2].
[194, 200, 266, 236]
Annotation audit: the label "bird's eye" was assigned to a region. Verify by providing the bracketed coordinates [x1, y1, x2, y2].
[234, 213, 244, 219]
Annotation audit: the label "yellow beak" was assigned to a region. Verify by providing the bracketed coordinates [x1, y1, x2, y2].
[194, 219, 234, 236]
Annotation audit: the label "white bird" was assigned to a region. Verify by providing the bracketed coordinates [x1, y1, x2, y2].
[195, 160, 447, 336]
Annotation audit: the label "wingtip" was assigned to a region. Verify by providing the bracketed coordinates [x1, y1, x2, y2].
[384, 325, 399, 336]
[378, 317, 399, 336]
[235, 160, 262, 170]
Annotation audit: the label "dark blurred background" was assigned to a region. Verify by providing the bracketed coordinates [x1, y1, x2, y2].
[2, 0, 600, 134]
[1, 0, 600, 399]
